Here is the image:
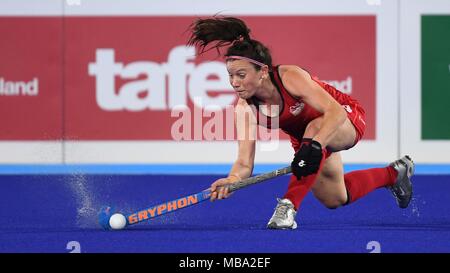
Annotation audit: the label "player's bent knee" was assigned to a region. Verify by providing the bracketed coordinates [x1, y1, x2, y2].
[323, 202, 340, 209]
[320, 198, 346, 209]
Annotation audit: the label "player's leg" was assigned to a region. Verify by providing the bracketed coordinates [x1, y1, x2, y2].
[308, 153, 414, 210]
[309, 117, 414, 209]
[267, 115, 414, 229]
[310, 152, 347, 209]
[310, 116, 414, 209]
[267, 116, 354, 229]
[276, 116, 356, 209]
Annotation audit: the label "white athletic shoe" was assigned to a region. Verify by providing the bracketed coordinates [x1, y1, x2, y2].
[267, 198, 298, 230]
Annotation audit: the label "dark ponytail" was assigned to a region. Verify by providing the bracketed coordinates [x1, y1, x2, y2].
[187, 16, 272, 70]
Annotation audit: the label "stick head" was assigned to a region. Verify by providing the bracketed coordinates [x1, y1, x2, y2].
[98, 206, 114, 230]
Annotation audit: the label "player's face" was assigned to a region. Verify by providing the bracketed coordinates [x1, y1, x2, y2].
[226, 60, 263, 99]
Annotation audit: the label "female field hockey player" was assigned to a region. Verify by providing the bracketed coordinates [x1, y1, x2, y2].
[187, 16, 414, 229]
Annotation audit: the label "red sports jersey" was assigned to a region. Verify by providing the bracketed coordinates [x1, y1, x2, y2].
[246, 65, 366, 150]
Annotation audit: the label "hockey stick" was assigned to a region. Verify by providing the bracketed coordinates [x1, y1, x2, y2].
[98, 166, 291, 230]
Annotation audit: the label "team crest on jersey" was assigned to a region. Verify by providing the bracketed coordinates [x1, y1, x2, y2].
[289, 102, 305, 116]
[343, 105, 353, 113]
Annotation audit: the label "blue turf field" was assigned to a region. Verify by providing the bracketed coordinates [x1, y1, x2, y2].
[0, 172, 449, 253]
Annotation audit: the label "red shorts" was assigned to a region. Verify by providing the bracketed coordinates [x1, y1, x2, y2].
[343, 102, 366, 147]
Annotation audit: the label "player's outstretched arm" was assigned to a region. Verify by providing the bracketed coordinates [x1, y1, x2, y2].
[210, 99, 257, 201]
